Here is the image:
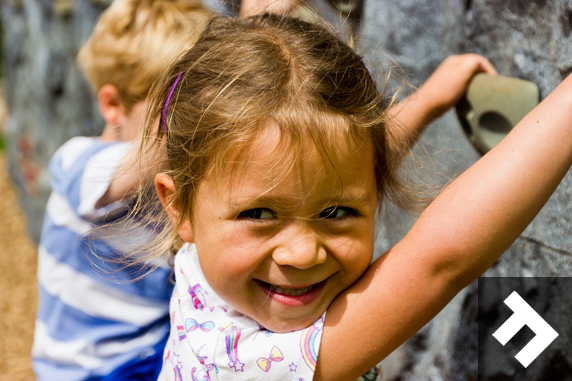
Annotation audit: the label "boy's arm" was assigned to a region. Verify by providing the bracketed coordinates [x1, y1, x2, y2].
[94, 142, 139, 209]
[388, 54, 497, 148]
[315, 74, 572, 380]
[95, 132, 162, 209]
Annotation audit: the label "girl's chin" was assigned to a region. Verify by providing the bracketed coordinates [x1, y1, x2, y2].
[255, 312, 324, 333]
[251, 297, 329, 333]
[224, 280, 332, 332]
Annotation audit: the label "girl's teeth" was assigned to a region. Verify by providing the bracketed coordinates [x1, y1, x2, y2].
[270, 284, 315, 296]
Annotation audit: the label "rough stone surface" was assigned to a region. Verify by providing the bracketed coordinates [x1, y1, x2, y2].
[2, 0, 572, 379]
[361, 1, 572, 380]
[1, 0, 108, 242]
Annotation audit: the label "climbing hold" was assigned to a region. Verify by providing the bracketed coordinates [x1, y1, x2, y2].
[456, 73, 539, 155]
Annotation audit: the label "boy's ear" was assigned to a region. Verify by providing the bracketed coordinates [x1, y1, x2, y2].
[97, 84, 125, 126]
[155, 173, 194, 243]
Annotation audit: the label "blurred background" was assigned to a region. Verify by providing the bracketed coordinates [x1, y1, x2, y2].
[2, 0, 572, 380]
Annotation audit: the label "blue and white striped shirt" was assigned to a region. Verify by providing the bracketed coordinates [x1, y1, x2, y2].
[32, 137, 173, 380]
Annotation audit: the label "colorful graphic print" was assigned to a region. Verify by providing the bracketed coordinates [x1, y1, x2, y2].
[197, 344, 219, 375]
[190, 367, 210, 381]
[185, 318, 215, 333]
[300, 318, 323, 372]
[218, 322, 233, 332]
[177, 326, 187, 341]
[225, 331, 245, 372]
[172, 353, 184, 381]
[172, 288, 178, 299]
[188, 283, 227, 313]
[188, 284, 206, 311]
[252, 326, 273, 341]
[257, 346, 285, 372]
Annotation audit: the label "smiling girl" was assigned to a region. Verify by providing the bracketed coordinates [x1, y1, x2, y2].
[121, 12, 572, 381]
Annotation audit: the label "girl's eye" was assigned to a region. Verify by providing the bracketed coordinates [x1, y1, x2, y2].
[319, 206, 356, 219]
[237, 208, 276, 220]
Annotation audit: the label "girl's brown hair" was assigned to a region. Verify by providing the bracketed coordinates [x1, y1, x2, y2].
[127, 13, 416, 269]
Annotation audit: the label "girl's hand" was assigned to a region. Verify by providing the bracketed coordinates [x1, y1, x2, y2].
[240, 0, 301, 18]
[418, 53, 498, 119]
[388, 53, 497, 150]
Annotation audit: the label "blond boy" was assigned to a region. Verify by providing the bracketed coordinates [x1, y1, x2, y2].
[32, 1, 211, 380]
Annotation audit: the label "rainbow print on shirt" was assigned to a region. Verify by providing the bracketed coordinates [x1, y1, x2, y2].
[300, 317, 324, 372]
[188, 284, 206, 311]
[225, 331, 244, 372]
[171, 353, 184, 381]
[177, 326, 186, 341]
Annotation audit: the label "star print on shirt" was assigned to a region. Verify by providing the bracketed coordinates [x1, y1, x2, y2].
[289, 362, 297, 372]
[229, 360, 245, 372]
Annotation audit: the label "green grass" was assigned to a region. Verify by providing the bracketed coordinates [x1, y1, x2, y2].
[0, 134, 5, 152]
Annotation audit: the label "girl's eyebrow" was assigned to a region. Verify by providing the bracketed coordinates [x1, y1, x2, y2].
[331, 192, 374, 205]
[228, 189, 374, 209]
[317, 192, 375, 208]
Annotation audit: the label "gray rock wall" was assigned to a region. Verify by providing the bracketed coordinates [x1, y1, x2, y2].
[2, 0, 572, 379]
[1, 0, 110, 242]
[361, 1, 572, 380]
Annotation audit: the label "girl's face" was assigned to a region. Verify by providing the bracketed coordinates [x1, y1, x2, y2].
[186, 126, 378, 333]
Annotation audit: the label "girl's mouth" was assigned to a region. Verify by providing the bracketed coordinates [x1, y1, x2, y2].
[269, 284, 315, 296]
[255, 279, 328, 307]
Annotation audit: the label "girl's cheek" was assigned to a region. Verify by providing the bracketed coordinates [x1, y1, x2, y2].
[226, 225, 278, 254]
[329, 232, 373, 255]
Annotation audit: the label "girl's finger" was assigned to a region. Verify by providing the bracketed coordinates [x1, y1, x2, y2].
[477, 56, 498, 75]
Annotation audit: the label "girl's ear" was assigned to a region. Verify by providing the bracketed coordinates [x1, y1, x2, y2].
[155, 173, 194, 243]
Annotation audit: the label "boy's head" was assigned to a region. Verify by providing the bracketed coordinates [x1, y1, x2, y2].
[77, 0, 213, 113]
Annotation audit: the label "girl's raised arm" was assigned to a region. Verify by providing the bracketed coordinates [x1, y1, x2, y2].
[388, 54, 497, 148]
[315, 73, 572, 381]
[240, 0, 300, 18]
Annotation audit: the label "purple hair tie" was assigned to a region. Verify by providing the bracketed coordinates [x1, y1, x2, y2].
[364, 62, 377, 87]
[163, 72, 183, 133]
[364, 62, 374, 79]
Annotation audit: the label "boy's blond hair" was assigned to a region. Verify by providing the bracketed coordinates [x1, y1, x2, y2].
[77, 0, 212, 111]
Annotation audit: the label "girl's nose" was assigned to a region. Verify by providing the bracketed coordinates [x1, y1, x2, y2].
[271, 227, 327, 269]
